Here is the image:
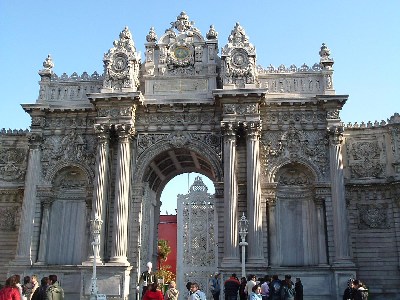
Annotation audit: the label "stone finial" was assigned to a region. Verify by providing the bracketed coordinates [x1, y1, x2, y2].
[319, 43, 334, 69]
[172, 11, 193, 32]
[228, 23, 249, 46]
[146, 27, 157, 43]
[39, 54, 54, 77]
[206, 25, 218, 40]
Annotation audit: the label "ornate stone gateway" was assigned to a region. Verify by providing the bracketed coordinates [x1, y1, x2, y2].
[177, 176, 218, 300]
[1, 11, 400, 300]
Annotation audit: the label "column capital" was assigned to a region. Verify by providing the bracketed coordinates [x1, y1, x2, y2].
[94, 124, 111, 140]
[27, 132, 43, 149]
[221, 121, 238, 137]
[243, 121, 262, 138]
[327, 125, 343, 145]
[114, 123, 135, 141]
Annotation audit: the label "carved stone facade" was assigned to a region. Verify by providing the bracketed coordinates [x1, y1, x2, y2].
[1, 12, 399, 300]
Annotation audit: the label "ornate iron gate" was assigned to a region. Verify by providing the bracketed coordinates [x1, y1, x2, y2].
[177, 176, 218, 300]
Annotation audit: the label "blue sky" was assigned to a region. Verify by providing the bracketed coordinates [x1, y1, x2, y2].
[1, 1, 398, 213]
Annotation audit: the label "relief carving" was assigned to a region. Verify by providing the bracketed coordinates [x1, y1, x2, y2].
[0, 206, 19, 231]
[357, 204, 389, 229]
[0, 148, 28, 181]
[349, 141, 384, 178]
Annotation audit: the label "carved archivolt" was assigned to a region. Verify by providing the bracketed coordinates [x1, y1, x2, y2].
[41, 131, 95, 183]
[261, 126, 328, 182]
[134, 135, 223, 184]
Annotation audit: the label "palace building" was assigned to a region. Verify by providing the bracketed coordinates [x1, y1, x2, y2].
[0, 12, 399, 300]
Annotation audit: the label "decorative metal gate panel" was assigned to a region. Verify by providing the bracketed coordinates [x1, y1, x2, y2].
[177, 176, 218, 300]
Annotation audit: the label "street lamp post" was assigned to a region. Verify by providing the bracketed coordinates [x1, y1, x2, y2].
[90, 218, 105, 300]
[238, 213, 249, 279]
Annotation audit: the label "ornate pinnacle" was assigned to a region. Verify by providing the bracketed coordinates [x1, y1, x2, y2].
[206, 25, 218, 40]
[146, 27, 157, 42]
[319, 43, 334, 69]
[39, 54, 54, 77]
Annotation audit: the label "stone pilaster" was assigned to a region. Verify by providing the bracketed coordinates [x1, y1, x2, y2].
[328, 126, 353, 266]
[266, 194, 278, 266]
[89, 124, 111, 263]
[110, 124, 132, 265]
[36, 190, 53, 265]
[12, 133, 42, 266]
[221, 122, 240, 266]
[314, 196, 328, 265]
[244, 121, 265, 265]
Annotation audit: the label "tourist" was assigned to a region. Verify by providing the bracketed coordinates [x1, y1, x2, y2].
[139, 262, 158, 296]
[164, 281, 179, 300]
[342, 278, 354, 300]
[189, 283, 206, 300]
[269, 275, 281, 300]
[294, 278, 303, 300]
[0, 276, 20, 300]
[260, 276, 270, 300]
[224, 273, 240, 300]
[352, 280, 368, 300]
[31, 277, 49, 300]
[239, 277, 247, 300]
[249, 285, 262, 300]
[209, 272, 221, 300]
[13, 275, 22, 300]
[245, 275, 256, 300]
[22, 276, 33, 300]
[280, 275, 295, 300]
[30, 276, 39, 300]
[143, 283, 164, 300]
[46, 275, 64, 300]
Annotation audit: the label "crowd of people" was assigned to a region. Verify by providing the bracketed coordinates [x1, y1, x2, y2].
[0, 274, 64, 300]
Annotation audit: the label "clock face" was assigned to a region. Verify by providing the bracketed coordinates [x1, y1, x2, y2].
[173, 46, 190, 60]
[113, 54, 127, 71]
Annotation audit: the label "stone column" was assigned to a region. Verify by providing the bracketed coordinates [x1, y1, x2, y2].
[221, 122, 240, 266]
[36, 190, 52, 265]
[245, 122, 265, 265]
[12, 133, 42, 265]
[315, 196, 328, 265]
[110, 124, 132, 265]
[328, 126, 353, 265]
[90, 124, 110, 262]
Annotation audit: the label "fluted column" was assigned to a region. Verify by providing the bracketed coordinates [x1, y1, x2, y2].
[328, 126, 353, 265]
[12, 133, 42, 265]
[110, 124, 132, 265]
[245, 122, 265, 265]
[90, 124, 110, 263]
[221, 122, 240, 266]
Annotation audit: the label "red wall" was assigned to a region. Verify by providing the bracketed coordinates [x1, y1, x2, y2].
[158, 215, 177, 276]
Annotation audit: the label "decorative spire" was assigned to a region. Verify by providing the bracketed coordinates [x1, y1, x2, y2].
[319, 43, 334, 69]
[146, 27, 157, 42]
[228, 23, 249, 46]
[206, 25, 218, 40]
[189, 176, 208, 193]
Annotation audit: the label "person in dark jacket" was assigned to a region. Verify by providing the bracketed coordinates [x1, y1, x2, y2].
[294, 278, 303, 300]
[31, 277, 49, 300]
[239, 277, 247, 300]
[224, 273, 240, 300]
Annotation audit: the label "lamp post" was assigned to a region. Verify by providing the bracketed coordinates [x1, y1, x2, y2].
[90, 218, 103, 300]
[238, 213, 249, 278]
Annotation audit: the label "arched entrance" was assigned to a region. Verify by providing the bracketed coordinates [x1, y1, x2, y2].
[131, 141, 223, 295]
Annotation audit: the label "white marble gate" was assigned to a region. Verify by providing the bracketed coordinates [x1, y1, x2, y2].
[177, 176, 218, 300]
